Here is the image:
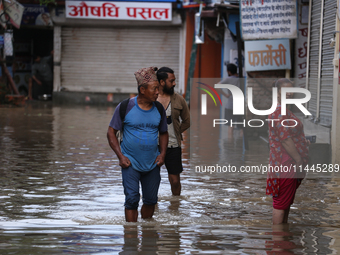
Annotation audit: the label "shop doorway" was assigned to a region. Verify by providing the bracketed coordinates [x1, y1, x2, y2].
[13, 28, 53, 99]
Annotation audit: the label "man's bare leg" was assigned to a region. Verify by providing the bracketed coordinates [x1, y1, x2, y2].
[125, 208, 138, 222]
[141, 204, 155, 219]
[168, 174, 181, 196]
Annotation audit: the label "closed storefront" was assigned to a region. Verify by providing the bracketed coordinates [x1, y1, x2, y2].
[60, 26, 180, 93]
[307, 0, 337, 127]
[52, 0, 184, 97]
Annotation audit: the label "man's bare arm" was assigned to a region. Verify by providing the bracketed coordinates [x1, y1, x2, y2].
[107, 126, 131, 168]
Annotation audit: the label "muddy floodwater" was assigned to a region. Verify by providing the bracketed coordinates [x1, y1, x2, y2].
[1, 102, 340, 254]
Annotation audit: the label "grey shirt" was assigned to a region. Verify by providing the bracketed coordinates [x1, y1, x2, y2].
[166, 102, 179, 148]
[32, 56, 53, 82]
[219, 76, 240, 110]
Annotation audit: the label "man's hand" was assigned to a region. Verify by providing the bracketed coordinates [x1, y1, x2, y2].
[155, 154, 165, 167]
[119, 155, 131, 168]
[107, 126, 130, 168]
[157, 131, 168, 167]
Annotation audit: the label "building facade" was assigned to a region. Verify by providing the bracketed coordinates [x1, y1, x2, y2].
[51, 0, 186, 103]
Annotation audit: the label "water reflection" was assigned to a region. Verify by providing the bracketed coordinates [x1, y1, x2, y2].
[0, 102, 339, 254]
[119, 225, 180, 254]
[0, 223, 336, 254]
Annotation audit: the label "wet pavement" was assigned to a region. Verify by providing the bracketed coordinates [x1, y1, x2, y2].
[0, 102, 340, 254]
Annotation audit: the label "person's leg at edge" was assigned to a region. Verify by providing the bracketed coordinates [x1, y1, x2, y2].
[140, 166, 161, 219]
[283, 207, 290, 223]
[272, 208, 290, 225]
[122, 166, 141, 222]
[272, 179, 296, 224]
[168, 174, 181, 196]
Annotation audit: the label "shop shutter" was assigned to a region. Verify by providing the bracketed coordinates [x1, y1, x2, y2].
[308, 0, 336, 127]
[319, 0, 336, 127]
[307, 0, 321, 119]
[61, 27, 180, 94]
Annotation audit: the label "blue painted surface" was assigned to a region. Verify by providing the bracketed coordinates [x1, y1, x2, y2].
[228, 14, 239, 36]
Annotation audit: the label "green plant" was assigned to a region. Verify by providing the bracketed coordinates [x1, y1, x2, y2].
[39, 0, 56, 6]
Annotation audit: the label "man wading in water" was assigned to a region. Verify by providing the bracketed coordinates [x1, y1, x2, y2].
[107, 67, 168, 222]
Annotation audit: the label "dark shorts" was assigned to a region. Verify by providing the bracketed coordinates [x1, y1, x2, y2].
[164, 147, 183, 175]
[121, 165, 161, 210]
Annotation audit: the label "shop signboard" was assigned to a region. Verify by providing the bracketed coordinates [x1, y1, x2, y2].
[66, 1, 172, 21]
[21, 5, 52, 26]
[240, 0, 298, 40]
[0, 0, 6, 29]
[245, 39, 291, 71]
[3, 0, 24, 29]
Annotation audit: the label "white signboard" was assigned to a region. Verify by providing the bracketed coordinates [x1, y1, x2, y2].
[245, 39, 291, 71]
[66, 1, 172, 21]
[240, 0, 297, 40]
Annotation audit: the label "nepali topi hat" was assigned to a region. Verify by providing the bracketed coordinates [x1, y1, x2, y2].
[134, 67, 158, 86]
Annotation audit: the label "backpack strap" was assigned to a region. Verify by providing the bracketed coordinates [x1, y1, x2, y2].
[154, 100, 164, 118]
[119, 98, 130, 131]
[154, 100, 165, 130]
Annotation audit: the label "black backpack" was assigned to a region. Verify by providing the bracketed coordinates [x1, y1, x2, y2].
[116, 98, 164, 142]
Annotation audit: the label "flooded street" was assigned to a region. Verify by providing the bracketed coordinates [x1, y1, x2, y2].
[1, 102, 340, 254]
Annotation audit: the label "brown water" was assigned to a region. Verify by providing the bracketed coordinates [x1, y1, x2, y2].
[0, 102, 339, 254]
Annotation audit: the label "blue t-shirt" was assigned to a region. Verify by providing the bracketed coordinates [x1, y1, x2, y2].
[109, 96, 167, 172]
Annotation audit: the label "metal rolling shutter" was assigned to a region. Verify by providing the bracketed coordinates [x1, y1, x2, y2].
[61, 27, 180, 93]
[319, 0, 336, 127]
[308, 0, 321, 119]
[308, 0, 336, 127]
